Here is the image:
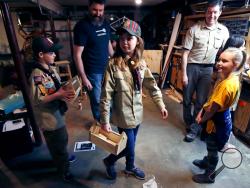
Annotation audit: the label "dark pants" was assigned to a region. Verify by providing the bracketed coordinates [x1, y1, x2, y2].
[183, 64, 213, 132]
[105, 125, 140, 170]
[206, 133, 219, 172]
[43, 126, 69, 175]
[204, 110, 232, 172]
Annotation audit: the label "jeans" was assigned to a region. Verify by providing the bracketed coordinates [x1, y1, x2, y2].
[86, 73, 103, 121]
[183, 64, 213, 132]
[105, 125, 140, 170]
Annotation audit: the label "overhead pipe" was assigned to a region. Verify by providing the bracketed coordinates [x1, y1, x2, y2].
[0, 2, 42, 146]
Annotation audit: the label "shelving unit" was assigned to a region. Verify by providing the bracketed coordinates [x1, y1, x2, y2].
[55, 60, 72, 81]
[168, 8, 250, 93]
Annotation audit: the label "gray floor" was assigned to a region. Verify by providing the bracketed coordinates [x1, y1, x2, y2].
[1, 90, 250, 188]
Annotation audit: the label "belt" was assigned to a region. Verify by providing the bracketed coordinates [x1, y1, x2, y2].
[188, 63, 214, 67]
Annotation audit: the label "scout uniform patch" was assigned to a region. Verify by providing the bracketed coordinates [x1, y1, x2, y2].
[34, 75, 42, 85]
[33, 72, 56, 96]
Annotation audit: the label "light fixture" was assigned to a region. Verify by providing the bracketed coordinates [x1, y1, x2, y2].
[135, 0, 142, 6]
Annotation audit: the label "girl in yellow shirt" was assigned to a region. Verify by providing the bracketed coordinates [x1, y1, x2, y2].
[192, 48, 246, 184]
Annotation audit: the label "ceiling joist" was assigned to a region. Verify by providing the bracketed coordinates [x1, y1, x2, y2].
[30, 0, 63, 15]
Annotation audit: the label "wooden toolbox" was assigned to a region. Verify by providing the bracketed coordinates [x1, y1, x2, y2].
[89, 125, 127, 155]
[63, 76, 81, 102]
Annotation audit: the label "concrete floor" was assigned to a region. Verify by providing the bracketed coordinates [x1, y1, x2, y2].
[1, 90, 250, 188]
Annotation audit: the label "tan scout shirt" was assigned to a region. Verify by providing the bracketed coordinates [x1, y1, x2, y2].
[183, 21, 229, 64]
[100, 58, 165, 129]
[29, 66, 65, 131]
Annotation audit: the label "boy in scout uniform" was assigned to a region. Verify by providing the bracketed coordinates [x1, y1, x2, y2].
[29, 37, 75, 181]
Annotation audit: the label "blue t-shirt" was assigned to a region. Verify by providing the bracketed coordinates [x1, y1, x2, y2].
[73, 17, 110, 74]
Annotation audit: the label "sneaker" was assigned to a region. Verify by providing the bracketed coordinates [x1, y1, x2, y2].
[192, 171, 215, 184]
[68, 155, 76, 163]
[62, 172, 74, 182]
[220, 143, 236, 153]
[124, 167, 145, 180]
[103, 158, 117, 180]
[184, 132, 196, 142]
[193, 157, 208, 169]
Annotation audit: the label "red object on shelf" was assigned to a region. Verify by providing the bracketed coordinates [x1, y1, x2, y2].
[238, 100, 247, 107]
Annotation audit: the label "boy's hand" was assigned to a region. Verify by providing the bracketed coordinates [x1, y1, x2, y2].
[161, 108, 168, 119]
[58, 87, 75, 101]
[101, 123, 112, 132]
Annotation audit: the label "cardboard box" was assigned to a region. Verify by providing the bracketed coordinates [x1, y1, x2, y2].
[89, 125, 127, 155]
[63, 76, 82, 102]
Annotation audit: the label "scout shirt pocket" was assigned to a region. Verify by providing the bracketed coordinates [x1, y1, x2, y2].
[214, 36, 223, 49]
[194, 32, 208, 48]
[113, 67, 130, 92]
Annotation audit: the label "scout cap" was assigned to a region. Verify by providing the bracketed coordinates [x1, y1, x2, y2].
[32, 36, 62, 54]
[117, 19, 141, 37]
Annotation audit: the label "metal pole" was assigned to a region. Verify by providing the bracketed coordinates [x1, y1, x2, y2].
[245, 0, 249, 8]
[0, 2, 42, 146]
[67, 17, 74, 62]
[49, 14, 60, 60]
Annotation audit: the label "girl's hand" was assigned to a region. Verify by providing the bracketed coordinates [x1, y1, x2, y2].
[101, 123, 112, 132]
[196, 109, 203, 124]
[161, 108, 168, 119]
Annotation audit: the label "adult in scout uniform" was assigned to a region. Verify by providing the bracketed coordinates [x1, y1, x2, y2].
[182, 0, 229, 142]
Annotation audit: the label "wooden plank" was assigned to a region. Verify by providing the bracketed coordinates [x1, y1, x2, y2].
[160, 13, 182, 88]
[165, 89, 182, 103]
[170, 55, 183, 91]
[30, 0, 63, 15]
[142, 50, 163, 74]
[184, 7, 250, 20]
[234, 101, 250, 133]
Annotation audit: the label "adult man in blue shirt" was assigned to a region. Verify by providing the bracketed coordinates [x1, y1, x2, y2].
[74, 0, 113, 121]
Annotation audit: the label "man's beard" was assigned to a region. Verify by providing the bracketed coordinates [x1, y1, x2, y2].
[90, 15, 104, 26]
